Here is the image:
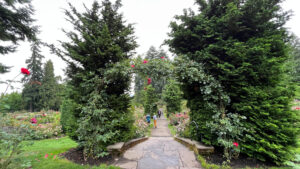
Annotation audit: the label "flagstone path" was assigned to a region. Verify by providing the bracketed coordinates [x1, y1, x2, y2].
[114, 115, 202, 169]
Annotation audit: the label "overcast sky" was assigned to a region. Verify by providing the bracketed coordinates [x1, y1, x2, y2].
[1, 0, 300, 93]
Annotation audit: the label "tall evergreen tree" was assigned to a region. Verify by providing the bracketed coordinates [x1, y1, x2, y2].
[134, 56, 145, 104]
[55, 0, 137, 158]
[167, 0, 299, 164]
[143, 85, 158, 116]
[40, 60, 61, 110]
[288, 36, 300, 83]
[145, 46, 169, 60]
[162, 79, 182, 116]
[22, 42, 44, 112]
[0, 0, 37, 73]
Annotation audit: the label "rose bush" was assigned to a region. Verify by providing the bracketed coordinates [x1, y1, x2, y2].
[1, 110, 62, 140]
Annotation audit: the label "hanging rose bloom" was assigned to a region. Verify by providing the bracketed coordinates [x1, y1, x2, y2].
[233, 142, 239, 148]
[31, 118, 37, 124]
[147, 78, 151, 85]
[160, 56, 165, 59]
[143, 60, 148, 64]
[21, 68, 30, 75]
[131, 65, 135, 68]
[44, 154, 49, 158]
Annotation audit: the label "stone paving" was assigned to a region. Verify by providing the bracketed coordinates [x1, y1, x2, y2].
[114, 115, 202, 169]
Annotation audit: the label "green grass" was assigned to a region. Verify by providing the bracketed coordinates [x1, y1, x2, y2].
[18, 137, 119, 169]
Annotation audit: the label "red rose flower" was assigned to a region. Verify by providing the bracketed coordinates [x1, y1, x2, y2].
[21, 68, 30, 75]
[233, 142, 239, 147]
[147, 78, 151, 85]
[31, 118, 37, 124]
[143, 60, 148, 64]
[44, 154, 48, 158]
[160, 56, 165, 59]
[131, 65, 135, 68]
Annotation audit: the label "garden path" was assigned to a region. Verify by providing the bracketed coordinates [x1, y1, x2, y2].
[114, 115, 202, 169]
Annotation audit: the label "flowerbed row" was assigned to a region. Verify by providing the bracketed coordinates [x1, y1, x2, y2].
[1, 110, 63, 140]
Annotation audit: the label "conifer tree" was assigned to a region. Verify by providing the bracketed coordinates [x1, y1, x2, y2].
[22, 42, 44, 112]
[0, 0, 37, 73]
[40, 60, 61, 110]
[55, 0, 137, 158]
[167, 0, 299, 164]
[143, 85, 158, 116]
[162, 79, 182, 116]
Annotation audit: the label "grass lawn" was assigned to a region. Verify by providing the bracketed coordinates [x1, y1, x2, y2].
[19, 137, 119, 169]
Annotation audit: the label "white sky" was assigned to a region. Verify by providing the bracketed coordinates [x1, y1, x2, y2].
[1, 0, 300, 93]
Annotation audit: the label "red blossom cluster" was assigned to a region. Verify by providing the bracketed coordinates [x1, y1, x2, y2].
[30, 118, 37, 124]
[233, 142, 239, 147]
[147, 78, 151, 85]
[175, 113, 188, 119]
[21, 68, 30, 75]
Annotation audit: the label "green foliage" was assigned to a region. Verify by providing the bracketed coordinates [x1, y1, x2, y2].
[167, 0, 300, 164]
[0, 114, 32, 169]
[174, 55, 229, 145]
[197, 155, 231, 169]
[133, 47, 172, 100]
[0, 92, 24, 113]
[40, 60, 62, 110]
[60, 99, 78, 140]
[162, 79, 182, 116]
[22, 42, 44, 112]
[288, 36, 300, 83]
[0, 0, 37, 74]
[207, 113, 247, 164]
[143, 85, 158, 116]
[77, 77, 135, 158]
[54, 0, 137, 158]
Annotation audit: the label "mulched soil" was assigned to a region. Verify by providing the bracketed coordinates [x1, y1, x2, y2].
[204, 148, 277, 169]
[61, 148, 117, 166]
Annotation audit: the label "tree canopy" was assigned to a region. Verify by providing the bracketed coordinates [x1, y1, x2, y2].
[167, 0, 299, 164]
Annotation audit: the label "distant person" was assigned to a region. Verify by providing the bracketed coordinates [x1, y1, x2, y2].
[153, 114, 157, 128]
[146, 114, 151, 124]
[157, 110, 162, 118]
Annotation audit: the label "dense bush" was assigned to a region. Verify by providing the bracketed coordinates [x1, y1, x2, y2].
[0, 116, 32, 169]
[167, 0, 300, 164]
[55, 0, 137, 158]
[162, 79, 182, 116]
[143, 85, 158, 116]
[60, 99, 78, 139]
[0, 92, 24, 113]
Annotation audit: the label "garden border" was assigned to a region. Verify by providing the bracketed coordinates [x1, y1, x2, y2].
[107, 137, 149, 157]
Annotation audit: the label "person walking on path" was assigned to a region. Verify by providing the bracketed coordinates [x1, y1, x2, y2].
[153, 114, 157, 128]
[157, 110, 162, 118]
[146, 114, 151, 124]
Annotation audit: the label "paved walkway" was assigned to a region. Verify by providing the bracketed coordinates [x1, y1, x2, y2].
[114, 115, 202, 169]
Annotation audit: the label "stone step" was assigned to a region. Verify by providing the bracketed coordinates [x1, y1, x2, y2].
[174, 136, 214, 155]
